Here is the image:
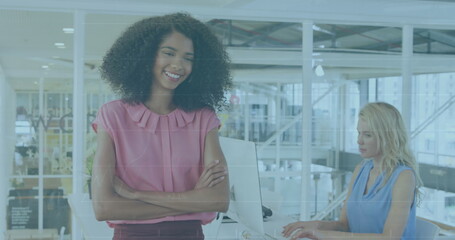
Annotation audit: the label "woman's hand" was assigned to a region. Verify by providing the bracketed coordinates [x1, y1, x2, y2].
[282, 221, 320, 238]
[113, 176, 137, 200]
[194, 159, 227, 189]
[289, 228, 324, 240]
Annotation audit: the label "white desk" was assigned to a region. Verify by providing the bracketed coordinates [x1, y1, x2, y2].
[216, 214, 296, 240]
[67, 194, 113, 240]
[436, 236, 455, 239]
[263, 215, 298, 240]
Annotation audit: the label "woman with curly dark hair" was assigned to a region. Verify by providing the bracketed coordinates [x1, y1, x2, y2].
[91, 12, 232, 240]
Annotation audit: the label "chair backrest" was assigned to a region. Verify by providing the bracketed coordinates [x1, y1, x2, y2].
[59, 226, 66, 240]
[416, 218, 440, 240]
[202, 212, 224, 238]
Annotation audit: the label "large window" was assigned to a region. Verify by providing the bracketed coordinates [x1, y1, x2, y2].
[412, 72, 455, 166]
[13, 92, 72, 232]
[412, 72, 455, 225]
[3, 9, 75, 236]
[2, 5, 455, 238]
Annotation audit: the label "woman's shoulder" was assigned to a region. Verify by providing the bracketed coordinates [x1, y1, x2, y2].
[99, 99, 130, 113]
[184, 107, 220, 130]
[199, 107, 216, 114]
[96, 100, 134, 123]
[100, 99, 125, 108]
[187, 107, 217, 117]
[391, 168, 416, 196]
[393, 165, 415, 179]
[388, 165, 416, 190]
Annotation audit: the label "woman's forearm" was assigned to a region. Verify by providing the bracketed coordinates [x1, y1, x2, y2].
[318, 231, 399, 240]
[318, 220, 349, 232]
[93, 177, 229, 221]
[92, 192, 190, 221]
[129, 180, 229, 213]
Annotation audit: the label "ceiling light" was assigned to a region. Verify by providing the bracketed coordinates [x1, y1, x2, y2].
[41, 65, 49, 69]
[314, 65, 325, 77]
[62, 28, 74, 34]
[312, 25, 335, 36]
[54, 42, 66, 49]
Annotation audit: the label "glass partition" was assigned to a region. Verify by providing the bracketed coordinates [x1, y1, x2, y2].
[414, 28, 455, 55]
[314, 24, 402, 53]
[83, 13, 137, 195]
[3, 9, 74, 236]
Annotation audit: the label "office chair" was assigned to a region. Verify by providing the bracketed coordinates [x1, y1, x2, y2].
[59, 226, 66, 240]
[202, 212, 224, 239]
[416, 217, 440, 240]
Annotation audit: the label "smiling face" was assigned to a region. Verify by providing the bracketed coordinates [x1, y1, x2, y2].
[357, 118, 382, 161]
[152, 31, 194, 93]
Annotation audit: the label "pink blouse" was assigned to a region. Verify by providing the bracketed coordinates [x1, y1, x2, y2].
[92, 100, 220, 225]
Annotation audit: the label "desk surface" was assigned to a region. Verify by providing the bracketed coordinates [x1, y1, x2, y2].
[216, 215, 296, 240]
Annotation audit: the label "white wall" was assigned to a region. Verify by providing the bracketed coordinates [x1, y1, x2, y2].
[0, 64, 16, 234]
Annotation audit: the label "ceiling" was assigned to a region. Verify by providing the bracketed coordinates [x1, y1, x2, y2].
[1, 0, 455, 91]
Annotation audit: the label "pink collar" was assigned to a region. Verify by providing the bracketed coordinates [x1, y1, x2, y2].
[125, 103, 196, 133]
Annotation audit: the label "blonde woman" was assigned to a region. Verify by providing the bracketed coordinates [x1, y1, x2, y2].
[283, 102, 422, 240]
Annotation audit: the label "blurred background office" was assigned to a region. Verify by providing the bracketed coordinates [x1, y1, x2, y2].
[0, 0, 454, 239]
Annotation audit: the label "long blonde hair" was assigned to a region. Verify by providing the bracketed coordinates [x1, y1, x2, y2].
[359, 102, 422, 201]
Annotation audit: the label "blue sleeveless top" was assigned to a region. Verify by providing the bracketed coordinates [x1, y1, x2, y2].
[346, 160, 416, 239]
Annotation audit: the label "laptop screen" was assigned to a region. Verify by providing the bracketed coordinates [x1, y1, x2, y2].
[220, 137, 265, 235]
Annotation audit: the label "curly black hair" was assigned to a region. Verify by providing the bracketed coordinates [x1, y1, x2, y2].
[100, 12, 232, 111]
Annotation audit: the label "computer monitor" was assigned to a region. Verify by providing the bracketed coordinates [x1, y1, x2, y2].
[219, 137, 265, 235]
